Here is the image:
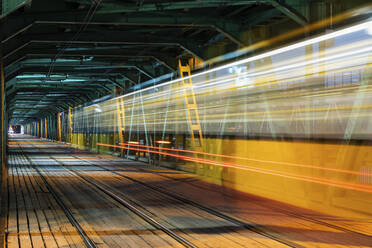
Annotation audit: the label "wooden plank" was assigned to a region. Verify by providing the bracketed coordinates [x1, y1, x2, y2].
[16, 165, 45, 248]
[121, 163, 369, 248]
[6, 157, 19, 248]
[13, 156, 33, 248]
[22, 158, 61, 248]
[43, 168, 108, 248]
[29, 165, 74, 248]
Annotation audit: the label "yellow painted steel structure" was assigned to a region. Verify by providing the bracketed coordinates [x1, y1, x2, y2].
[44, 118, 47, 138]
[188, 57, 204, 70]
[61, 20, 372, 221]
[69, 107, 73, 143]
[179, 137, 372, 219]
[178, 60, 204, 149]
[40, 119, 43, 138]
[67, 130, 372, 220]
[58, 112, 62, 142]
[116, 98, 125, 144]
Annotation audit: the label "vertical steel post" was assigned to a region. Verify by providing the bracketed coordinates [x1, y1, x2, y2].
[127, 94, 136, 158]
[41, 119, 44, 138]
[45, 117, 47, 138]
[0, 49, 5, 248]
[58, 112, 62, 142]
[69, 107, 73, 143]
[116, 98, 125, 144]
[0, 54, 4, 168]
[116, 97, 125, 156]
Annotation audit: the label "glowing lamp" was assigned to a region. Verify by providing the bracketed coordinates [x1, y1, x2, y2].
[155, 140, 171, 144]
[126, 141, 140, 144]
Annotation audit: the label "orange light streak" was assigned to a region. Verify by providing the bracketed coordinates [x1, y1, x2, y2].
[97, 142, 372, 193]
[119, 143, 370, 177]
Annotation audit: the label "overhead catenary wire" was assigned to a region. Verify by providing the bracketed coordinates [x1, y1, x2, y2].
[46, 0, 103, 79]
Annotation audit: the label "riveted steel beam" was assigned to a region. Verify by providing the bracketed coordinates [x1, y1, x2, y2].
[267, 0, 308, 26]
[94, 0, 265, 14]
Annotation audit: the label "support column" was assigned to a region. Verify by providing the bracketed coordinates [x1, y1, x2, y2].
[69, 107, 73, 144]
[36, 122, 38, 136]
[44, 118, 47, 139]
[0, 48, 6, 248]
[0, 53, 4, 168]
[41, 119, 43, 138]
[58, 112, 61, 142]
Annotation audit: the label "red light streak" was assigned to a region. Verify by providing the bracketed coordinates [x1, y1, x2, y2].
[97, 143, 372, 193]
[119, 143, 370, 177]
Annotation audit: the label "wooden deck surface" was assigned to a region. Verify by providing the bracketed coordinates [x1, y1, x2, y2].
[4, 135, 372, 247]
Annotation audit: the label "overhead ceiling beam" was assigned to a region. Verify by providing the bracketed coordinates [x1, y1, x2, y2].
[2, 13, 246, 48]
[94, 0, 264, 14]
[5, 65, 150, 82]
[267, 0, 308, 26]
[3, 31, 207, 61]
[19, 52, 178, 71]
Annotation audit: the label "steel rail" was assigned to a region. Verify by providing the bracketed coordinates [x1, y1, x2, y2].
[73, 155, 303, 248]
[16, 146, 97, 248]
[23, 138, 196, 248]
[67, 168, 196, 248]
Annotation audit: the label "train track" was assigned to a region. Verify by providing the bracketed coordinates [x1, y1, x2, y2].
[73, 152, 372, 241]
[15, 142, 372, 248]
[64, 154, 304, 248]
[14, 149, 96, 248]
[134, 163, 372, 240]
[15, 144, 196, 248]
[17, 143, 300, 248]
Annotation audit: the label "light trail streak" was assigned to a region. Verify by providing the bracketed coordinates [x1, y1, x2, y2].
[110, 20, 372, 103]
[97, 143, 372, 193]
[106, 72, 372, 123]
[206, 5, 372, 65]
[119, 142, 371, 177]
[61, 19, 372, 208]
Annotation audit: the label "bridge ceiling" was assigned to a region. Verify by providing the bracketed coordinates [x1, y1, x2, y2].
[0, 0, 367, 124]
